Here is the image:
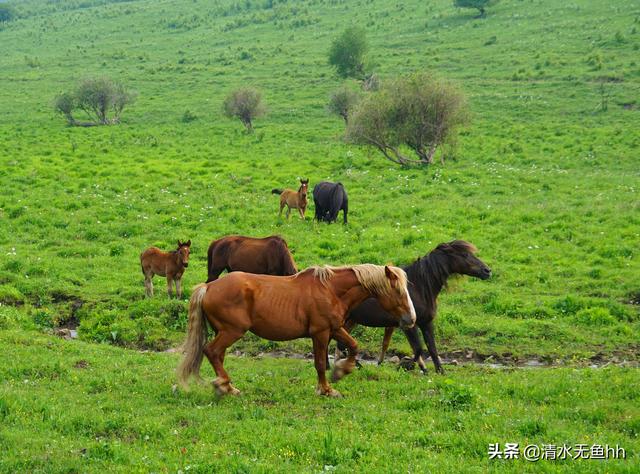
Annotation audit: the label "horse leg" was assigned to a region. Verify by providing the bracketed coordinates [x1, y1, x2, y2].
[286, 206, 291, 220]
[203, 329, 245, 396]
[166, 275, 174, 298]
[422, 320, 444, 374]
[175, 278, 182, 299]
[333, 319, 356, 362]
[330, 327, 358, 383]
[312, 332, 340, 397]
[378, 327, 395, 365]
[403, 326, 428, 373]
[298, 206, 305, 220]
[144, 273, 153, 298]
[279, 200, 285, 217]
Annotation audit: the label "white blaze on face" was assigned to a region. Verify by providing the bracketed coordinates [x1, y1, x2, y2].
[404, 290, 417, 327]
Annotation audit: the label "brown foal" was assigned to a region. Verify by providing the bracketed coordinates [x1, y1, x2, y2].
[177, 264, 416, 397]
[140, 240, 191, 298]
[272, 178, 309, 219]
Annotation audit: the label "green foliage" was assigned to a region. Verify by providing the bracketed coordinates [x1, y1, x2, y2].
[347, 73, 468, 165]
[454, 0, 498, 18]
[328, 26, 368, 79]
[327, 84, 361, 124]
[223, 86, 266, 132]
[574, 307, 616, 326]
[0, 4, 16, 23]
[54, 77, 136, 126]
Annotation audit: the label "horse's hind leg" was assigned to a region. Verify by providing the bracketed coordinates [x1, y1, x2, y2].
[203, 329, 244, 396]
[331, 327, 358, 383]
[143, 273, 153, 298]
[285, 206, 291, 220]
[279, 199, 285, 217]
[378, 327, 395, 365]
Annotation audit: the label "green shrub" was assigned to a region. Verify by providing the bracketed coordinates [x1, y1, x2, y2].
[574, 307, 616, 326]
[437, 379, 475, 410]
[0, 285, 25, 305]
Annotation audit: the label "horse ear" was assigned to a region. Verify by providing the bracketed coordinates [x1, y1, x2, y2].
[177, 240, 182, 247]
[385, 265, 398, 287]
[186, 240, 191, 247]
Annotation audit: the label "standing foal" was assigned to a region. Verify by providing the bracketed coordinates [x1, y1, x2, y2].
[272, 178, 309, 219]
[140, 240, 191, 299]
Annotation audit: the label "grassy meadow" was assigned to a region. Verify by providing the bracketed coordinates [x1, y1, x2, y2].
[0, 0, 639, 471]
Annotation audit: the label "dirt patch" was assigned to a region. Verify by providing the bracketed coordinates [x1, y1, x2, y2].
[73, 360, 89, 369]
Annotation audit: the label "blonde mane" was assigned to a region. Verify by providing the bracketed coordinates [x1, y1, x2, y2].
[307, 264, 408, 297]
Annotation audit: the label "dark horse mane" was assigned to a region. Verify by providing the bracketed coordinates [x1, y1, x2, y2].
[403, 240, 477, 312]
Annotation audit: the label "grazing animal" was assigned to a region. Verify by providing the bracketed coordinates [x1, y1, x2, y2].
[140, 240, 191, 299]
[206, 235, 297, 283]
[177, 264, 416, 397]
[337, 240, 491, 373]
[313, 181, 348, 224]
[272, 178, 309, 219]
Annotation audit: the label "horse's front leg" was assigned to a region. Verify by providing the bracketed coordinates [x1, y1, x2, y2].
[203, 329, 245, 396]
[312, 332, 340, 397]
[298, 206, 305, 220]
[166, 274, 174, 298]
[422, 320, 444, 374]
[175, 277, 182, 299]
[331, 327, 358, 382]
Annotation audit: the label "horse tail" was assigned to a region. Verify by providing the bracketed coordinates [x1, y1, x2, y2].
[177, 284, 209, 388]
[271, 188, 283, 195]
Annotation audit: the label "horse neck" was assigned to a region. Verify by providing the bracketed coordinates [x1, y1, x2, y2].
[406, 253, 451, 310]
[172, 250, 183, 268]
[328, 269, 372, 313]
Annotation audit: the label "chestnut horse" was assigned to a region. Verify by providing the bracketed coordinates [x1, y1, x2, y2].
[140, 240, 191, 299]
[206, 235, 297, 283]
[272, 178, 309, 219]
[177, 264, 416, 397]
[337, 240, 491, 373]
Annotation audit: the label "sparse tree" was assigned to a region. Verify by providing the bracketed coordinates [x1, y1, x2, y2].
[0, 4, 16, 23]
[346, 73, 468, 166]
[328, 85, 361, 124]
[453, 0, 497, 18]
[223, 87, 266, 132]
[53, 77, 136, 126]
[328, 26, 368, 79]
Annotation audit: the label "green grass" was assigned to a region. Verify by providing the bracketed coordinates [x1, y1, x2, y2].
[0, 0, 639, 470]
[1, 329, 638, 472]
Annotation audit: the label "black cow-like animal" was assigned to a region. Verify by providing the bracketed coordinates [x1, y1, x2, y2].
[313, 181, 348, 224]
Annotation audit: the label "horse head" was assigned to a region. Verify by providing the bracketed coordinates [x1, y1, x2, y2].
[299, 179, 309, 199]
[434, 240, 491, 280]
[177, 240, 192, 268]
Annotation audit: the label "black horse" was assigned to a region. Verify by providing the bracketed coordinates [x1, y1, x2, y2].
[313, 181, 348, 224]
[336, 240, 491, 373]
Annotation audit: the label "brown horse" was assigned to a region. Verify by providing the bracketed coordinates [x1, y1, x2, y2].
[206, 235, 297, 283]
[272, 178, 309, 219]
[177, 264, 416, 397]
[140, 240, 191, 299]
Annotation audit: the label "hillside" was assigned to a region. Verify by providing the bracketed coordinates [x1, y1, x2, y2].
[1, 0, 640, 471]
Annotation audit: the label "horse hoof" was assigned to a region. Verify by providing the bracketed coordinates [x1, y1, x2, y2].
[213, 378, 236, 396]
[316, 387, 342, 398]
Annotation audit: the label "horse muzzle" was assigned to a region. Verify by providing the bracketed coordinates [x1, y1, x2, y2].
[400, 312, 416, 329]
